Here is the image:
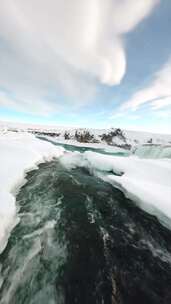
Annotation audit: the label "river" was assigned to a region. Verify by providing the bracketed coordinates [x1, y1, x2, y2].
[0, 143, 171, 304]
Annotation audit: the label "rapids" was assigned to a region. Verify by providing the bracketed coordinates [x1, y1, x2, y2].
[0, 158, 171, 304]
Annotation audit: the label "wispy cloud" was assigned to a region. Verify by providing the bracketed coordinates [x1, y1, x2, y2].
[0, 0, 158, 114]
[151, 97, 171, 109]
[120, 57, 171, 111]
[0, 90, 59, 115]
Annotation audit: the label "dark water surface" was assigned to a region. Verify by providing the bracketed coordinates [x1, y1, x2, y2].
[0, 159, 171, 304]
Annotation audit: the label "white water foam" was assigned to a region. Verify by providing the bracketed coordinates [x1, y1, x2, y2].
[60, 150, 171, 228]
[0, 132, 65, 254]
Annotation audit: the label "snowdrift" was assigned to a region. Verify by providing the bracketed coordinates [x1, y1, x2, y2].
[0, 131, 171, 255]
[60, 151, 171, 228]
[0, 132, 64, 253]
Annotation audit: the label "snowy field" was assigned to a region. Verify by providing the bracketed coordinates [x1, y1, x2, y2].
[1, 120, 171, 146]
[0, 130, 171, 255]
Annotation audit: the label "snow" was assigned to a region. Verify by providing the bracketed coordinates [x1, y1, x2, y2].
[44, 128, 171, 146]
[133, 144, 171, 159]
[1, 120, 171, 147]
[44, 136, 129, 154]
[0, 127, 171, 255]
[0, 132, 64, 254]
[60, 151, 171, 228]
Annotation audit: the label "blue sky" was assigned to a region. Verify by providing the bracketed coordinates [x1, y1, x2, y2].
[0, 0, 171, 133]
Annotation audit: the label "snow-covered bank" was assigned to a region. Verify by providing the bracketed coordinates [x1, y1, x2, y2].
[1, 130, 171, 256]
[1, 120, 171, 148]
[0, 132, 64, 254]
[43, 136, 130, 154]
[36, 127, 171, 148]
[60, 151, 171, 228]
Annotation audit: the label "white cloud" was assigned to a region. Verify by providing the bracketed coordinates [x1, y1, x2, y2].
[151, 97, 171, 109]
[121, 58, 171, 111]
[0, 91, 58, 115]
[0, 0, 158, 113]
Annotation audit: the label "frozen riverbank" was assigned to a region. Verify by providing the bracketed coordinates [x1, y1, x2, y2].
[0, 132, 64, 253]
[0, 131, 171, 257]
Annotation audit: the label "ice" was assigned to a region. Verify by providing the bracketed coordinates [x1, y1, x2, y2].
[134, 144, 171, 159]
[0, 132, 65, 253]
[0, 130, 171, 254]
[60, 151, 171, 228]
[44, 135, 129, 154]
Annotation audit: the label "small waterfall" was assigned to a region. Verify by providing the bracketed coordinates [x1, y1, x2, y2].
[134, 144, 171, 159]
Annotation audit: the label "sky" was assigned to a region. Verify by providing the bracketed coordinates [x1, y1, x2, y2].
[0, 0, 171, 133]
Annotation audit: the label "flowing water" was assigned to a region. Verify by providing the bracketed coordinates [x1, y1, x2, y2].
[134, 144, 171, 159]
[0, 147, 171, 303]
[37, 136, 130, 157]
